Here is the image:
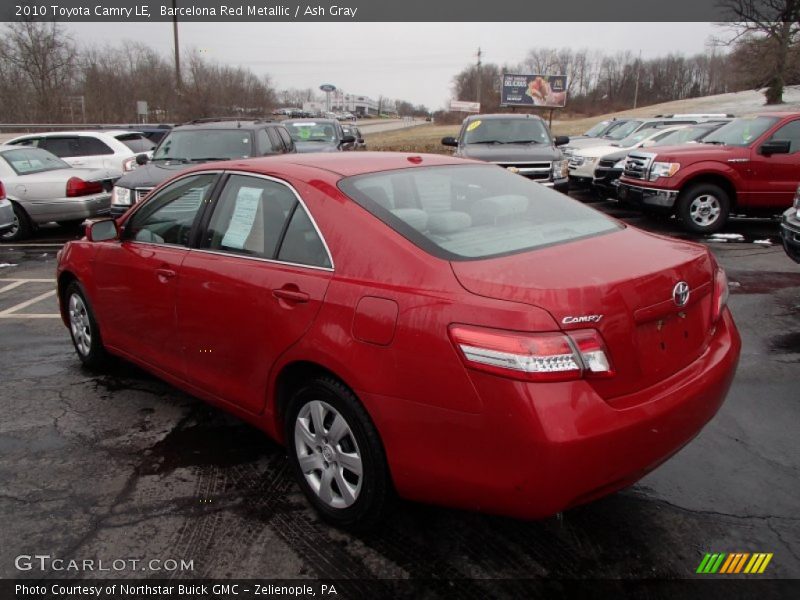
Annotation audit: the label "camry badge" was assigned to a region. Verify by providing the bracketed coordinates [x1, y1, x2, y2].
[673, 281, 690, 307]
[562, 315, 603, 325]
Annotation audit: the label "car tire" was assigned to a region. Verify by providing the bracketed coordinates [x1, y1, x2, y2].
[285, 376, 392, 529]
[677, 183, 730, 234]
[65, 281, 109, 369]
[0, 202, 33, 242]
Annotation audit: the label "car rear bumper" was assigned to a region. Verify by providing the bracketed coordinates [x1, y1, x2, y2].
[367, 309, 740, 519]
[24, 194, 111, 224]
[0, 199, 14, 232]
[780, 208, 800, 264]
[618, 182, 679, 209]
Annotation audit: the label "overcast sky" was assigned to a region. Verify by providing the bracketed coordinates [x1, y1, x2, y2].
[65, 22, 720, 110]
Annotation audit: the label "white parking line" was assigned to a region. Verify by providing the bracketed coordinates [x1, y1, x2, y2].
[0, 279, 60, 319]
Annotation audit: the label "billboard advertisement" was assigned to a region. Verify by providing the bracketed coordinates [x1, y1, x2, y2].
[501, 73, 568, 108]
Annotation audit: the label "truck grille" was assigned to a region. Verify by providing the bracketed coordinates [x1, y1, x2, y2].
[494, 161, 552, 182]
[568, 156, 585, 168]
[134, 187, 153, 203]
[624, 152, 655, 180]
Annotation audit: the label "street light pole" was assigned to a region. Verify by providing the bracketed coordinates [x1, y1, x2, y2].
[172, 0, 182, 118]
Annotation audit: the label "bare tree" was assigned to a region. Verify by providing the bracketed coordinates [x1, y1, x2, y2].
[718, 0, 800, 103]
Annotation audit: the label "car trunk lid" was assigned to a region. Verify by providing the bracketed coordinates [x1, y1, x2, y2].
[450, 227, 716, 401]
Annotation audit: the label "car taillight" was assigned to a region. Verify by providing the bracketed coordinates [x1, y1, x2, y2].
[0, 181, 5, 200]
[711, 267, 729, 323]
[122, 157, 137, 172]
[66, 177, 103, 197]
[449, 325, 614, 382]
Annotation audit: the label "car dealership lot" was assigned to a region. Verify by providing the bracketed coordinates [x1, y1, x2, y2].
[0, 198, 798, 584]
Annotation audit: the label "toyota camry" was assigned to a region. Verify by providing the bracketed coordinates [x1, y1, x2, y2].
[56, 152, 740, 527]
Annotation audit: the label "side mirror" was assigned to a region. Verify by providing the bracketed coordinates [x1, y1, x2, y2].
[441, 137, 458, 147]
[85, 218, 119, 242]
[554, 135, 570, 146]
[759, 140, 791, 155]
[341, 135, 356, 144]
[135, 153, 149, 166]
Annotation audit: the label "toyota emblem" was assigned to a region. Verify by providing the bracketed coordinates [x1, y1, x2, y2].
[673, 281, 690, 307]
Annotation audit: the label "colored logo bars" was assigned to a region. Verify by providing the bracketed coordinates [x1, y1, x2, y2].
[696, 552, 773, 574]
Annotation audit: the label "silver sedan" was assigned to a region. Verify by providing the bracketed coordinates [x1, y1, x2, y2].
[0, 145, 114, 242]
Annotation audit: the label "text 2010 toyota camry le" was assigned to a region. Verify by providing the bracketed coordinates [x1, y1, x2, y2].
[56, 152, 740, 527]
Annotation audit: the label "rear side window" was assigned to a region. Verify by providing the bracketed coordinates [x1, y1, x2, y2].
[339, 164, 621, 260]
[116, 133, 157, 153]
[8, 137, 41, 147]
[276, 127, 294, 149]
[205, 175, 296, 258]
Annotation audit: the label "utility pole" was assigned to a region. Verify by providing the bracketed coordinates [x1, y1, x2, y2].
[172, 0, 182, 117]
[476, 47, 482, 106]
[633, 49, 641, 109]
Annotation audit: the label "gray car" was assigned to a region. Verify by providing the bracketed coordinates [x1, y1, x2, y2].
[0, 193, 13, 234]
[0, 145, 113, 242]
[442, 114, 570, 193]
[283, 118, 355, 153]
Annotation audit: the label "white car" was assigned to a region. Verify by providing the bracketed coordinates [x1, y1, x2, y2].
[568, 126, 689, 184]
[0, 181, 14, 235]
[5, 130, 155, 179]
[0, 145, 114, 242]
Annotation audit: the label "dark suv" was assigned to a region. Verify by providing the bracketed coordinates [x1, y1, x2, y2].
[441, 114, 569, 193]
[282, 118, 355, 153]
[110, 118, 295, 217]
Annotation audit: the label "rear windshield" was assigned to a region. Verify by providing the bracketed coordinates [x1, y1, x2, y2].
[153, 129, 254, 161]
[338, 164, 621, 260]
[701, 117, 779, 147]
[463, 118, 551, 145]
[0, 148, 70, 175]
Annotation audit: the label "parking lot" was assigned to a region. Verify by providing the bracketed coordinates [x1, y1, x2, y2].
[1, 195, 798, 588]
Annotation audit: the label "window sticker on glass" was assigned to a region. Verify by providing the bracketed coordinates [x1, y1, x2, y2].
[467, 120, 482, 132]
[221, 187, 262, 250]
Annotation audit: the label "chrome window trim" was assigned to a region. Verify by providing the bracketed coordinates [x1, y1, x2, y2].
[187, 247, 334, 273]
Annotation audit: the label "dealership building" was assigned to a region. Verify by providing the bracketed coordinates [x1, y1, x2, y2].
[304, 91, 396, 116]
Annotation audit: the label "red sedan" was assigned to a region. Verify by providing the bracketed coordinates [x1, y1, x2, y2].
[56, 152, 740, 527]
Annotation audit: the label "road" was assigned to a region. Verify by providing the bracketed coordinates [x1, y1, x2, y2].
[0, 194, 798, 591]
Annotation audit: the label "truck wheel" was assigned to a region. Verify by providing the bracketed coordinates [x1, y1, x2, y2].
[677, 184, 730, 234]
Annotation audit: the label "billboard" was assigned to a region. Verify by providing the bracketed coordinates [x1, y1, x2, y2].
[501, 74, 568, 108]
[450, 100, 481, 113]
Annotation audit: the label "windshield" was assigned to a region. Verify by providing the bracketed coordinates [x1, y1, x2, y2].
[617, 127, 662, 147]
[652, 125, 715, 146]
[463, 118, 551, 144]
[153, 130, 254, 161]
[0, 148, 70, 175]
[584, 120, 612, 137]
[605, 120, 643, 140]
[284, 121, 338, 143]
[702, 117, 779, 147]
[338, 165, 620, 260]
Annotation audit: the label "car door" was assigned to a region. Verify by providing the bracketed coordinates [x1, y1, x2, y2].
[748, 118, 800, 210]
[177, 173, 333, 413]
[92, 172, 219, 374]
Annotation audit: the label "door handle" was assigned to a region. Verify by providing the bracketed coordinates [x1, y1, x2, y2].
[156, 268, 177, 282]
[272, 287, 309, 303]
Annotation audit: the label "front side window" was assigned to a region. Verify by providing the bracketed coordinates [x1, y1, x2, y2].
[116, 134, 157, 153]
[125, 173, 217, 246]
[767, 120, 800, 153]
[703, 117, 780, 147]
[339, 164, 621, 260]
[40, 137, 81, 157]
[605, 120, 643, 140]
[77, 137, 114, 155]
[284, 122, 338, 143]
[0, 148, 70, 175]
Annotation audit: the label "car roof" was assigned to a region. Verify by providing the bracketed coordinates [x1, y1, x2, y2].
[465, 113, 544, 121]
[283, 118, 340, 124]
[173, 119, 277, 131]
[10, 130, 125, 138]
[196, 151, 470, 178]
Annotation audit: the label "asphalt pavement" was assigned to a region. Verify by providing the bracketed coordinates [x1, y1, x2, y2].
[0, 194, 798, 590]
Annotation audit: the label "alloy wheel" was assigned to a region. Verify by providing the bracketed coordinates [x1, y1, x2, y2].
[294, 399, 363, 509]
[689, 194, 721, 228]
[68, 293, 92, 357]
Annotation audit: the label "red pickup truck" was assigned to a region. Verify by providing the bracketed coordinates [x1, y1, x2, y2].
[617, 113, 800, 233]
